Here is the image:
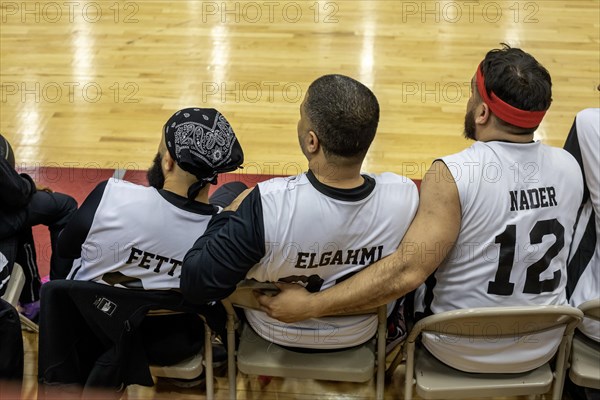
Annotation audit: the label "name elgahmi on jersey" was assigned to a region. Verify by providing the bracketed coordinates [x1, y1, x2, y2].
[293, 246, 384, 269]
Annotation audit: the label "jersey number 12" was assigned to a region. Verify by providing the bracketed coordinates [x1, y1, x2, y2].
[487, 218, 564, 296]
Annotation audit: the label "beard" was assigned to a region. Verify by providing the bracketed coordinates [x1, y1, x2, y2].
[463, 107, 477, 140]
[147, 152, 165, 189]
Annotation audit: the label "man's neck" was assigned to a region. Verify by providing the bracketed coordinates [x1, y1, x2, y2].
[477, 128, 534, 143]
[162, 180, 209, 203]
[308, 158, 365, 189]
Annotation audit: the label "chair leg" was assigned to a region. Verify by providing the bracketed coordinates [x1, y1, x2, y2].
[227, 314, 236, 400]
[204, 322, 214, 400]
[376, 306, 386, 400]
[404, 342, 415, 400]
[20, 314, 39, 333]
[385, 342, 405, 383]
[552, 335, 572, 400]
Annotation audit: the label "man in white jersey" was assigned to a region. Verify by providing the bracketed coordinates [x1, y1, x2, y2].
[181, 74, 419, 349]
[564, 107, 600, 341]
[40, 108, 244, 391]
[257, 45, 584, 372]
[58, 107, 244, 289]
[563, 106, 600, 400]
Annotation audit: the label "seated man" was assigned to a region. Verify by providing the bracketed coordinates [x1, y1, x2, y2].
[58, 107, 244, 289]
[563, 105, 600, 400]
[257, 45, 583, 373]
[564, 107, 600, 342]
[41, 108, 244, 391]
[0, 133, 77, 320]
[181, 75, 419, 350]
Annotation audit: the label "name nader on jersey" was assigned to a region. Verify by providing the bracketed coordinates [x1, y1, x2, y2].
[510, 186, 557, 211]
[294, 246, 384, 269]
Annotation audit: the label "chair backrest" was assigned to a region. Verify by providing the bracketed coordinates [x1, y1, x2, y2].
[1, 262, 25, 308]
[578, 298, 600, 321]
[222, 279, 386, 400]
[407, 305, 583, 344]
[404, 305, 584, 400]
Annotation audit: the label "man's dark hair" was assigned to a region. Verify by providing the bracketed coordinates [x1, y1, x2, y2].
[305, 74, 379, 160]
[480, 43, 552, 134]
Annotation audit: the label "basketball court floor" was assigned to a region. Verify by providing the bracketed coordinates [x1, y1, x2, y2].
[1, 0, 598, 398]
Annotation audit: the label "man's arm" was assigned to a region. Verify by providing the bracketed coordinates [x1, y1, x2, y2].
[180, 187, 266, 304]
[0, 157, 35, 209]
[257, 161, 461, 322]
[57, 180, 108, 258]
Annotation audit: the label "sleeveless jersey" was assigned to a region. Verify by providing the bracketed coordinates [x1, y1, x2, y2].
[567, 108, 600, 341]
[415, 140, 583, 372]
[69, 178, 216, 290]
[245, 172, 419, 348]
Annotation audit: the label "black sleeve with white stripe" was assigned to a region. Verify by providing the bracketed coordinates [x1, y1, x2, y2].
[57, 180, 108, 258]
[564, 116, 589, 204]
[181, 186, 266, 304]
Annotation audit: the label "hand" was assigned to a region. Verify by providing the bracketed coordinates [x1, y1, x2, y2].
[35, 184, 53, 193]
[224, 187, 254, 212]
[255, 282, 316, 323]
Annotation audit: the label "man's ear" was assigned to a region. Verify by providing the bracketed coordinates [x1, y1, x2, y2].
[306, 131, 320, 154]
[162, 151, 175, 171]
[476, 102, 491, 125]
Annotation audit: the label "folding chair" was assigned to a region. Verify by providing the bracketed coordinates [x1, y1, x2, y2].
[148, 309, 214, 400]
[1, 262, 25, 307]
[0, 262, 39, 332]
[569, 298, 600, 389]
[222, 280, 387, 400]
[404, 305, 583, 400]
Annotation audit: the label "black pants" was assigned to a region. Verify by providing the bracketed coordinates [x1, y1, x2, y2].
[0, 299, 24, 380]
[0, 191, 77, 303]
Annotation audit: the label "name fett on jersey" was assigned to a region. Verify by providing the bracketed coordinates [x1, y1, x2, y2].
[125, 246, 182, 276]
[509, 186, 558, 212]
[294, 246, 384, 269]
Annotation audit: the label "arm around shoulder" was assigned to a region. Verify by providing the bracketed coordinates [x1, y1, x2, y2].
[258, 161, 462, 322]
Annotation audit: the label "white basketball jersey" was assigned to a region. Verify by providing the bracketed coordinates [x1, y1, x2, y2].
[567, 108, 600, 341]
[69, 178, 216, 290]
[416, 140, 583, 372]
[245, 172, 419, 348]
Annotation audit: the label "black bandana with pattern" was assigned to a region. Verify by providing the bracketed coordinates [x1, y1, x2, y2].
[163, 108, 244, 199]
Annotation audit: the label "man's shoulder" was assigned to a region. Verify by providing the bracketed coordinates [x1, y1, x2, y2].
[105, 177, 154, 193]
[369, 172, 416, 187]
[256, 174, 308, 194]
[576, 107, 600, 123]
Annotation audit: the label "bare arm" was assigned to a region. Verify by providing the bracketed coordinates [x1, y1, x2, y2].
[256, 161, 462, 322]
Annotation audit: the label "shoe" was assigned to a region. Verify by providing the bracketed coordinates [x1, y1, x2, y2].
[160, 373, 206, 389]
[386, 300, 407, 354]
[211, 339, 227, 369]
[20, 300, 40, 323]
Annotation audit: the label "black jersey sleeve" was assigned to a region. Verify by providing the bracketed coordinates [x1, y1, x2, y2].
[57, 180, 108, 258]
[0, 157, 35, 209]
[181, 186, 266, 304]
[564, 116, 589, 204]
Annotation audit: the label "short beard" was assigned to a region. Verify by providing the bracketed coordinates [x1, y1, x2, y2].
[147, 153, 165, 189]
[463, 107, 477, 140]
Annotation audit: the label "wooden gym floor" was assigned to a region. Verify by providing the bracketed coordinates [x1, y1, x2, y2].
[1, 0, 599, 398]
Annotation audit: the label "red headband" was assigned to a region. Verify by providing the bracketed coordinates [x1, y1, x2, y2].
[476, 63, 547, 129]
